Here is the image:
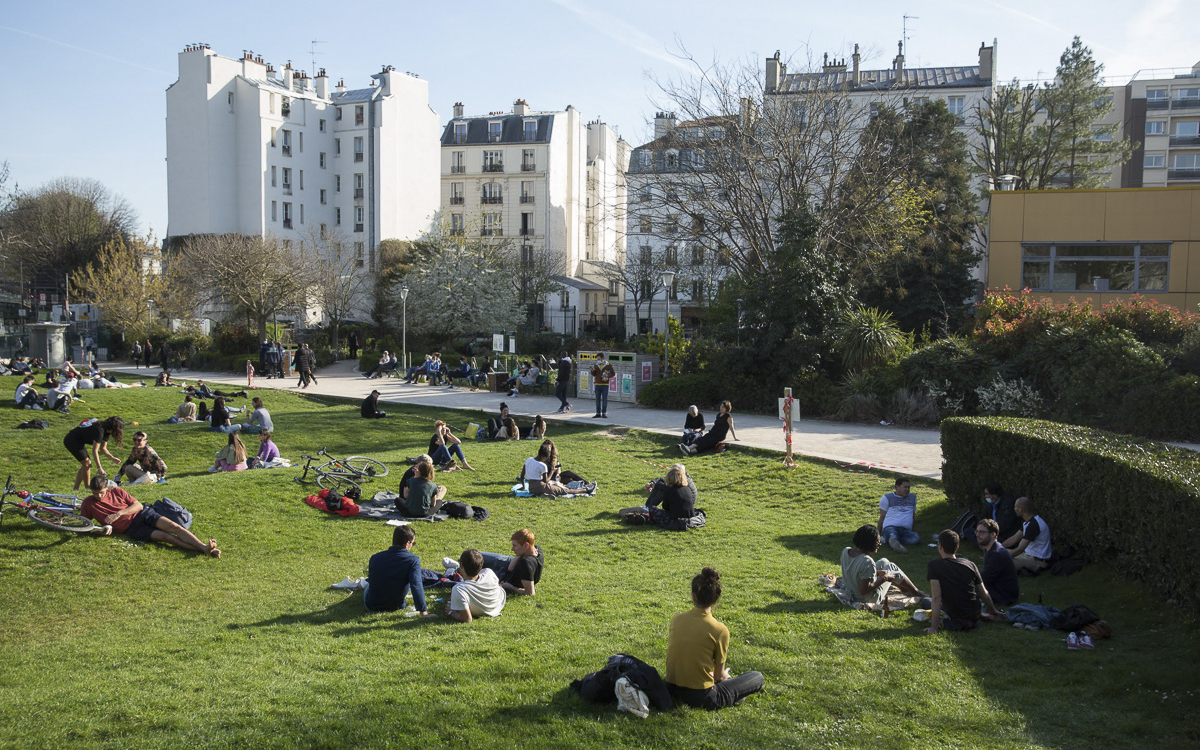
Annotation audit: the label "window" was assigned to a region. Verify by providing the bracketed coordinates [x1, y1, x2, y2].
[281, 130, 291, 156]
[450, 182, 464, 205]
[227, 91, 234, 112]
[717, 244, 730, 266]
[451, 151, 465, 173]
[664, 214, 679, 235]
[354, 173, 364, 199]
[665, 245, 678, 265]
[1173, 121, 1199, 137]
[355, 242, 365, 268]
[520, 181, 534, 204]
[609, 280, 620, 296]
[336, 207, 342, 225]
[281, 96, 291, 118]
[299, 204, 304, 225]
[269, 93, 275, 114]
[665, 150, 678, 169]
[335, 175, 341, 193]
[869, 102, 881, 118]
[354, 206, 364, 232]
[335, 138, 341, 156]
[520, 212, 533, 236]
[282, 202, 292, 229]
[355, 105, 364, 126]
[271, 201, 277, 221]
[482, 213, 502, 236]
[319, 152, 326, 169]
[1146, 121, 1165, 135]
[1091, 127, 1112, 142]
[488, 120, 502, 142]
[521, 245, 535, 265]
[690, 149, 705, 169]
[319, 119, 326, 133]
[522, 149, 535, 171]
[354, 137, 363, 162]
[639, 216, 652, 234]
[523, 120, 537, 141]
[1021, 242, 1169, 292]
[298, 170, 304, 190]
[691, 245, 704, 265]
[1144, 154, 1165, 169]
[320, 188, 327, 205]
[298, 132, 303, 153]
[271, 165, 277, 187]
[481, 182, 502, 204]
[690, 215, 704, 235]
[453, 122, 467, 144]
[947, 96, 965, 118]
[270, 127, 277, 147]
[450, 213, 464, 235]
[1147, 88, 1168, 109]
[319, 223, 327, 239]
[691, 280, 704, 302]
[282, 168, 292, 194]
[1174, 87, 1200, 103]
[335, 106, 342, 121]
[1175, 153, 1200, 169]
[483, 150, 503, 172]
[639, 246, 651, 265]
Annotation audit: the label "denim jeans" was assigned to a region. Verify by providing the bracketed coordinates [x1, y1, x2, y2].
[478, 551, 512, 581]
[882, 525, 921, 547]
[595, 386, 608, 415]
[555, 380, 570, 409]
[668, 671, 765, 710]
[211, 424, 240, 434]
[431, 443, 466, 465]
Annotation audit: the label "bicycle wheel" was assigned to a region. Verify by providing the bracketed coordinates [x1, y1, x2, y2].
[316, 460, 355, 478]
[317, 473, 361, 496]
[27, 507, 96, 533]
[343, 456, 388, 479]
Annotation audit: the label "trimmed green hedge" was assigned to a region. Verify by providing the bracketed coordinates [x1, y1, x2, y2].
[941, 417, 1200, 614]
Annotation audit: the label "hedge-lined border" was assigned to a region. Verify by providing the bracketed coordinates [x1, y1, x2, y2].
[941, 417, 1200, 615]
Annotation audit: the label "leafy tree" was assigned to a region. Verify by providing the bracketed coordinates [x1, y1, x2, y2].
[971, 37, 1132, 190]
[70, 233, 178, 339]
[851, 101, 981, 334]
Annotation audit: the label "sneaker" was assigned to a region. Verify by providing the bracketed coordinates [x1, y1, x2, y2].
[912, 609, 932, 623]
[442, 556, 459, 570]
[585, 482, 597, 493]
[592, 413, 602, 418]
[1067, 632, 1080, 650]
[1079, 633, 1095, 649]
[678, 443, 688, 455]
[208, 466, 219, 473]
[888, 537, 908, 553]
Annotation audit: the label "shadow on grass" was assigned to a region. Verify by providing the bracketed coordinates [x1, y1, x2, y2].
[0, 532, 77, 550]
[227, 593, 433, 634]
[753, 590, 842, 616]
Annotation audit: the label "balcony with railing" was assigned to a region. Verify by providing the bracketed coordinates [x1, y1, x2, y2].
[281, 145, 291, 156]
[282, 185, 292, 195]
[1169, 134, 1200, 146]
[1173, 97, 1200, 110]
[481, 227, 503, 237]
[354, 152, 364, 162]
[355, 114, 364, 125]
[1168, 168, 1200, 181]
[451, 165, 466, 173]
[521, 162, 536, 172]
[483, 163, 504, 173]
[450, 195, 464, 205]
[520, 226, 534, 237]
[453, 133, 469, 144]
[354, 188, 364, 199]
[481, 195, 503, 204]
[520, 195, 535, 204]
[283, 219, 293, 229]
[354, 223, 364, 232]
[1146, 97, 1169, 110]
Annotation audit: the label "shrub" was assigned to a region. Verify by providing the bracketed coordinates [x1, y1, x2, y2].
[212, 325, 259, 356]
[974, 374, 1043, 418]
[1118, 375, 1200, 441]
[1043, 328, 1168, 425]
[1174, 328, 1200, 376]
[888, 388, 940, 426]
[901, 337, 996, 415]
[1099, 295, 1198, 347]
[941, 416, 1200, 614]
[834, 306, 906, 373]
[835, 392, 885, 423]
[791, 369, 842, 418]
[637, 372, 735, 411]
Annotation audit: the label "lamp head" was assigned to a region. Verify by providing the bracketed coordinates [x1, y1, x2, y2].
[400, 285, 409, 302]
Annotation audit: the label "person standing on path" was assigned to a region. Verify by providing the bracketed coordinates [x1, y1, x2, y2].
[591, 354, 614, 419]
[142, 339, 152, 369]
[348, 331, 359, 360]
[555, 351, 573, 413]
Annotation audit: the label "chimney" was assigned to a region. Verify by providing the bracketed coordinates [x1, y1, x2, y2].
[315, 68, 328, 99]
[453, 102, 464, 118]
[893, 40, 905, 74]
[852, 43, 861, 86]
[823, 52, 846, 73]
[979, 41, 995, 82]
[765, 50, 784, 92]
[513, 98, 528, 116]
[335, 78, 345, 94]
[374, 65, 395, 95]
[242, 50, 266, 79]
[654, 111, 677, 139]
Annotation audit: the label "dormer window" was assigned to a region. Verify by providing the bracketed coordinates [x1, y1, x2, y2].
[523, 120, 537, 141]
[454, 122, 467, 144]
[488, 121, 503, 142]
[665, 150, 679, 169]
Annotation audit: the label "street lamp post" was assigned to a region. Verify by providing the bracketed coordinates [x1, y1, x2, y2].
[147, 299, 154, 339]
[660, 269, 675, 378]
[400, 284, 409, 372]
[736, 298, 744, 346]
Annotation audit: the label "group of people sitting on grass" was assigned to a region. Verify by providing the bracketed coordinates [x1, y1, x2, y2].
[0, 356, 43, 374]
[677, 401, 738, 456]
[841, 476, 1054, 633]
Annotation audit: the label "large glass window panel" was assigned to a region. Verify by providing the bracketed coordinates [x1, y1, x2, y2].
[1055, 260, 1135, 290]
[1022, 261, 1050, 289]
[1055, 244, 1134, 257]
[1139, 261, 1168, 290]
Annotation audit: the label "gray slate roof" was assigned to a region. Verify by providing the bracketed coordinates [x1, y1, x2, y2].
[780, 66, 986, 92]
[440, 114, 555, 146]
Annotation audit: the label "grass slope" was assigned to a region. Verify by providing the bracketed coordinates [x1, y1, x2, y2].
[0, 379, 1196, 749]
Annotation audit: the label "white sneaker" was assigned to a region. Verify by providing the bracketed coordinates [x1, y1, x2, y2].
[888, 537, 908, 553]
[442, 557, 460, 575]
[330, 576, 359, 590]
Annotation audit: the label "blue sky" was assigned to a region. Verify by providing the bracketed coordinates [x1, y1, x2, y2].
[1, 0, 1195, 236]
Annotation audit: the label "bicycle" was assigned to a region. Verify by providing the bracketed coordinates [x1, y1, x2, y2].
[1, 474, 97, 533]
[295, 447, 388, 495]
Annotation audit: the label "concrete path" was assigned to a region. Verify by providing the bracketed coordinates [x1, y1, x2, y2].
[107, 360, 947, 478]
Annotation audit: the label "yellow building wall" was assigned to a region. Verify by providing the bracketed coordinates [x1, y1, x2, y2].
[987, 186, 1200, 314]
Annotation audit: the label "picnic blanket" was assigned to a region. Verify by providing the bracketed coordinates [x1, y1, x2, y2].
[353, 491, 450, 522]
[304, 488, 359, 517]
[510, 481, 596, 498]
[820, 575, 922, 613]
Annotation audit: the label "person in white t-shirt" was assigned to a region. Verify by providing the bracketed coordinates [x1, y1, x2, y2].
[447, 549, 506, 623]
[1003, 496, 1053, 574]
[521, 443, 595, 497]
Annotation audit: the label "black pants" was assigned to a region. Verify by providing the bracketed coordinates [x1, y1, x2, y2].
[667, 672, 764, 710]
[555, 380, 570, 409]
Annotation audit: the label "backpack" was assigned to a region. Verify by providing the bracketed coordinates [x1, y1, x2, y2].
[441, 501, 474, 519]
[151, 498, 193, 529]
[16, 420, 48, 429]
[1049, 604, 1100, 632]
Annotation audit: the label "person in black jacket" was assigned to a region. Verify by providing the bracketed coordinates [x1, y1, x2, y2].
[643, 464, 705, 531]
[554, 351, 573, 413]
[294, 343, 317, 388]
[361, 390, 387, 419]
[680, 405, 705, 450]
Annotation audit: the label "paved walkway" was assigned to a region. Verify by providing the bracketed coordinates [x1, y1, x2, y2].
[109, 360, 949, 477]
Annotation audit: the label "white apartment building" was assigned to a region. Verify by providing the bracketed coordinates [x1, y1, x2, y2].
[166, 45, 440, 282]
[439, 101, 628, 335]
[1115, 62, 1200, 187]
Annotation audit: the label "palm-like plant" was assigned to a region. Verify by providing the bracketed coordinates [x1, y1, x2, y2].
[835, 306, 904, 373]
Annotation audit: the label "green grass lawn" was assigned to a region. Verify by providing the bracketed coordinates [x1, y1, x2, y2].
[0, 379, 1196, 749]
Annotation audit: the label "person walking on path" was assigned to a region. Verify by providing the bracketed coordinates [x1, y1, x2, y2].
[294, 344, 316, 389]
[555, 351, 573, 413]
[591, 354, 614, 419]
[142, 339, 152, 369]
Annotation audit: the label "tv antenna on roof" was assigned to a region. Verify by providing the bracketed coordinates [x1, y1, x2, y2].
[309, 40, 327, 77]
[903, 15, 918, 59]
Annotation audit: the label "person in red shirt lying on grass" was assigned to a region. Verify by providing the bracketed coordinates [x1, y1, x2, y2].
[80, 475, 221, 557]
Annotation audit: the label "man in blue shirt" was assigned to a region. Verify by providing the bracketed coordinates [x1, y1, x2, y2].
[877, 477, 920, 553]
[363, 526, 437, 617]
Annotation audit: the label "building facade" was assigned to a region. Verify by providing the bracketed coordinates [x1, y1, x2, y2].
[988, 186, 1200, 313]
[438, 101, 628, 335]
[1115, 62, 1200, 188]
[166, 45, 440, 278]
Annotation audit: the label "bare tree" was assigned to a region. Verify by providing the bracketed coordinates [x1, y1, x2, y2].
[172, 234, 310, 340]
[299, 227, 371, 349]
[587, 243, 672, 333]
